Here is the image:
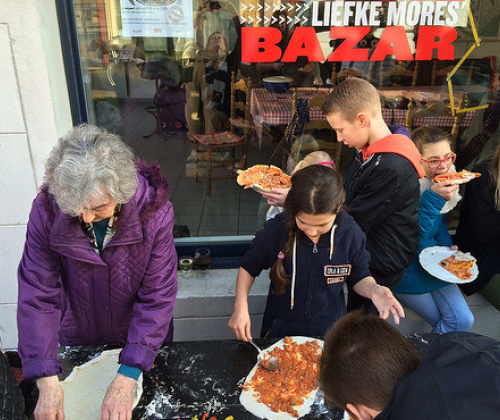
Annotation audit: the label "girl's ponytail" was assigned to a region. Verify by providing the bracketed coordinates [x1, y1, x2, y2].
[270, 219, 297, 294]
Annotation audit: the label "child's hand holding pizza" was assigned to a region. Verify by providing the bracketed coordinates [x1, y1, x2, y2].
[258, 188, 289, 207]
[431, 181, 459, 201]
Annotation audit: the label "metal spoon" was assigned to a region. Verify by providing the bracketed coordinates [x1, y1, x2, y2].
[249, 340, 280, 371]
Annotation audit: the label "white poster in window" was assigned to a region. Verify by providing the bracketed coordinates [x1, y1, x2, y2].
[120, 0, 194, 38]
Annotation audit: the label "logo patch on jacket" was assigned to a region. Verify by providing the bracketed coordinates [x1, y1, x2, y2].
[324, 265, 351, 276]
[324, 265, 351, 284]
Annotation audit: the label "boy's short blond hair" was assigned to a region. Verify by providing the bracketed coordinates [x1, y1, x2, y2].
[322, 77, 382, 121]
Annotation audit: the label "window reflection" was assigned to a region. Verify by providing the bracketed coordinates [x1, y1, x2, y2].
[71, 0, 499, 239]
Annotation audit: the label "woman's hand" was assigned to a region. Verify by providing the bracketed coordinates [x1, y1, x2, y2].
[101, 374, 137, 420]
[259, 188, 290, 207]
[228, 306, 252, 342]
[371, 285, 405, 325]
[34, 376, 65, 420]
[431, 182, 458, 201]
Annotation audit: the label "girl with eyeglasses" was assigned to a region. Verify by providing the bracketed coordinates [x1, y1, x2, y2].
[395, 126, 474, 333]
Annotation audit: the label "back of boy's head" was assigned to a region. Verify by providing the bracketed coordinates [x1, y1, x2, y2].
[412, 125, 450, 154]
[321, 77, 381, 121]
[285, 165, 344, 217]
[320, 311, 421, 412]
[292, 151, 335, 175]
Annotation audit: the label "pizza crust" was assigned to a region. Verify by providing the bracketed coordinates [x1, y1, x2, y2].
[61, 349, 143, 420]
[432, 170, 481, 185]
[240, 336, 323, 420]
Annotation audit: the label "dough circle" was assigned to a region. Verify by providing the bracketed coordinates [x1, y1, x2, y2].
[61, 349, 143, 420]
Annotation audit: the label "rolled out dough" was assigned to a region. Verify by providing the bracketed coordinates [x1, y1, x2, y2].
[61, 349, 143, 420]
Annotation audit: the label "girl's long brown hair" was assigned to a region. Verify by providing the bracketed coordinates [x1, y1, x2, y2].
[270, 165, 345, 294]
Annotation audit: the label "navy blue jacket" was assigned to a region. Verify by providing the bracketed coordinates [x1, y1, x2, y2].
[241, 210, 371, 337]
[377, 332, 500, 420]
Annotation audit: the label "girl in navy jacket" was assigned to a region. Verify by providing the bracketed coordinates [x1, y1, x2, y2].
[228, 165, 404, 340]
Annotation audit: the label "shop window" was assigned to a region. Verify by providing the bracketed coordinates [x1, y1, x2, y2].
[62, 0, 499, 242]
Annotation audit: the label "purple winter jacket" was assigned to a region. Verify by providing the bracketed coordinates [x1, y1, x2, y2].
[17, 162, 178, 380]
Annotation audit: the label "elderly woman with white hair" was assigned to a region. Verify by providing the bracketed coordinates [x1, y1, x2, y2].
[17, 125, 178, 420]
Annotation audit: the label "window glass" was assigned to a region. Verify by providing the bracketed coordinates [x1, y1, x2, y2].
[71, 0, 499, 239]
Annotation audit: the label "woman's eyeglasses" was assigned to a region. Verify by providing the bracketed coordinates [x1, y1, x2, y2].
[421, 153, 456, 169]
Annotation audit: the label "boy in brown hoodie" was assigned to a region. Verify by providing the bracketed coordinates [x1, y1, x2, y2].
[322, 77, 424, 312]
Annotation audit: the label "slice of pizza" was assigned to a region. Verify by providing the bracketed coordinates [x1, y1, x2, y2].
[254, 165, 291, 192]
[432, 170, 481, 185]
[237, 165, 269, 189]
[438, 251, 475, 280]
[237, 165, 291, 192]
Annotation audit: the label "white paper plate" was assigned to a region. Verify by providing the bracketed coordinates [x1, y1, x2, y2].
[251, 185, 290, 194]
[419, 246, 478, 284]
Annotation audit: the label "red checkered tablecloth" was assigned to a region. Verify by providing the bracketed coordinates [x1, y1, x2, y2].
[380, 109, 475, 128]
[381, 108, 408, 126]
[413, 112, 475, 128]
[251, 88, 332, 126]
[250, 88, 476, 144]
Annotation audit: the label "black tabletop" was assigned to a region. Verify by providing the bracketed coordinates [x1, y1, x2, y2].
[21, 334, 438, 420]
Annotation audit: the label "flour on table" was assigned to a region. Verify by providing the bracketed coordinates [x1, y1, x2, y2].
[61, 349, 143, 420]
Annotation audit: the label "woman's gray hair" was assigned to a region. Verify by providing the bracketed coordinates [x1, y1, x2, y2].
[44, 124, 138, 215]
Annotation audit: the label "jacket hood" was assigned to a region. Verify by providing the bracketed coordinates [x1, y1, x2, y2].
[134, 159, 170, 221]
[361, 134, 425, 178]
[37, 160, 170, 262]
[376, 332, 500, 420]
